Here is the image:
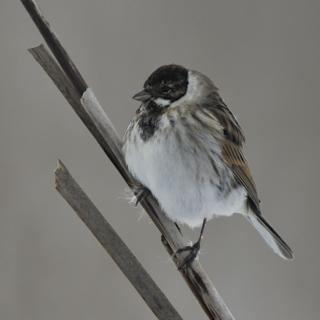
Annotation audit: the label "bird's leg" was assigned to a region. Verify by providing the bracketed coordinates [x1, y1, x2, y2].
[133, 185, 151, 206]
[175, 222, 183, 235]
[173, 218, 207, 270]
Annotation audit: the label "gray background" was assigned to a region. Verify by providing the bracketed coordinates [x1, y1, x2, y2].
[2, 1, 319, 319]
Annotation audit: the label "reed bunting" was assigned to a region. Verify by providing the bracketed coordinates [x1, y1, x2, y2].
[123, 64, 294, 268]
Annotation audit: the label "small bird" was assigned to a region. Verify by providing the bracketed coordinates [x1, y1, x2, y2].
[123, 64, 294, 268]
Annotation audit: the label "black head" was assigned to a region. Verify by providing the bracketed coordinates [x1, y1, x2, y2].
[133, 64, 189, 103]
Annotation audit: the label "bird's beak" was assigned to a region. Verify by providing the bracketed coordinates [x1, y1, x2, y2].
[132, 89, 152, 102]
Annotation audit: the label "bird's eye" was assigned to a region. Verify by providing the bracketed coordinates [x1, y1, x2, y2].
[161, 86, 171, 94]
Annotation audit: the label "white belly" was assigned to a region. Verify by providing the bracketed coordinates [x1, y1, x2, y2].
[123, 110, 247, 228]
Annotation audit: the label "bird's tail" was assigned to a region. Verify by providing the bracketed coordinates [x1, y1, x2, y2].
[246, 212, 294, 260]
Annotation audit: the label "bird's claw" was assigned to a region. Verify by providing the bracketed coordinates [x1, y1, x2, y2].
[173, 241, 201, 270]
[134, 185, 151, 206]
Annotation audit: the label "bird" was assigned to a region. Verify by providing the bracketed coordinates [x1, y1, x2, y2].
[122, 64, 294, 268]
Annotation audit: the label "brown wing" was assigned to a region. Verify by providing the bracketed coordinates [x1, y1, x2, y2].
[203, 88, 261, 212]
[222, 140, 260, 212]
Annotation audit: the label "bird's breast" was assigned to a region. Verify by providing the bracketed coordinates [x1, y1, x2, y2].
[123, 106, 246, 227]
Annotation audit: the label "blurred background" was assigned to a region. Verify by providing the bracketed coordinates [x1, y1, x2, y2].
[1, 1, 319, 319]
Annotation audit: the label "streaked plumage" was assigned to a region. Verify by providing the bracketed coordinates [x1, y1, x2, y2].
[123, 64, 293, 263]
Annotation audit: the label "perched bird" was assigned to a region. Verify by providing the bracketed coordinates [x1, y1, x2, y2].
[123, 64, 293, 268]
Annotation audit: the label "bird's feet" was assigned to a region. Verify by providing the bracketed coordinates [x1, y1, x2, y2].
[172, 219, 207, 270]
[133, 185, 151, 206]
[173, 241, 201, 270]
